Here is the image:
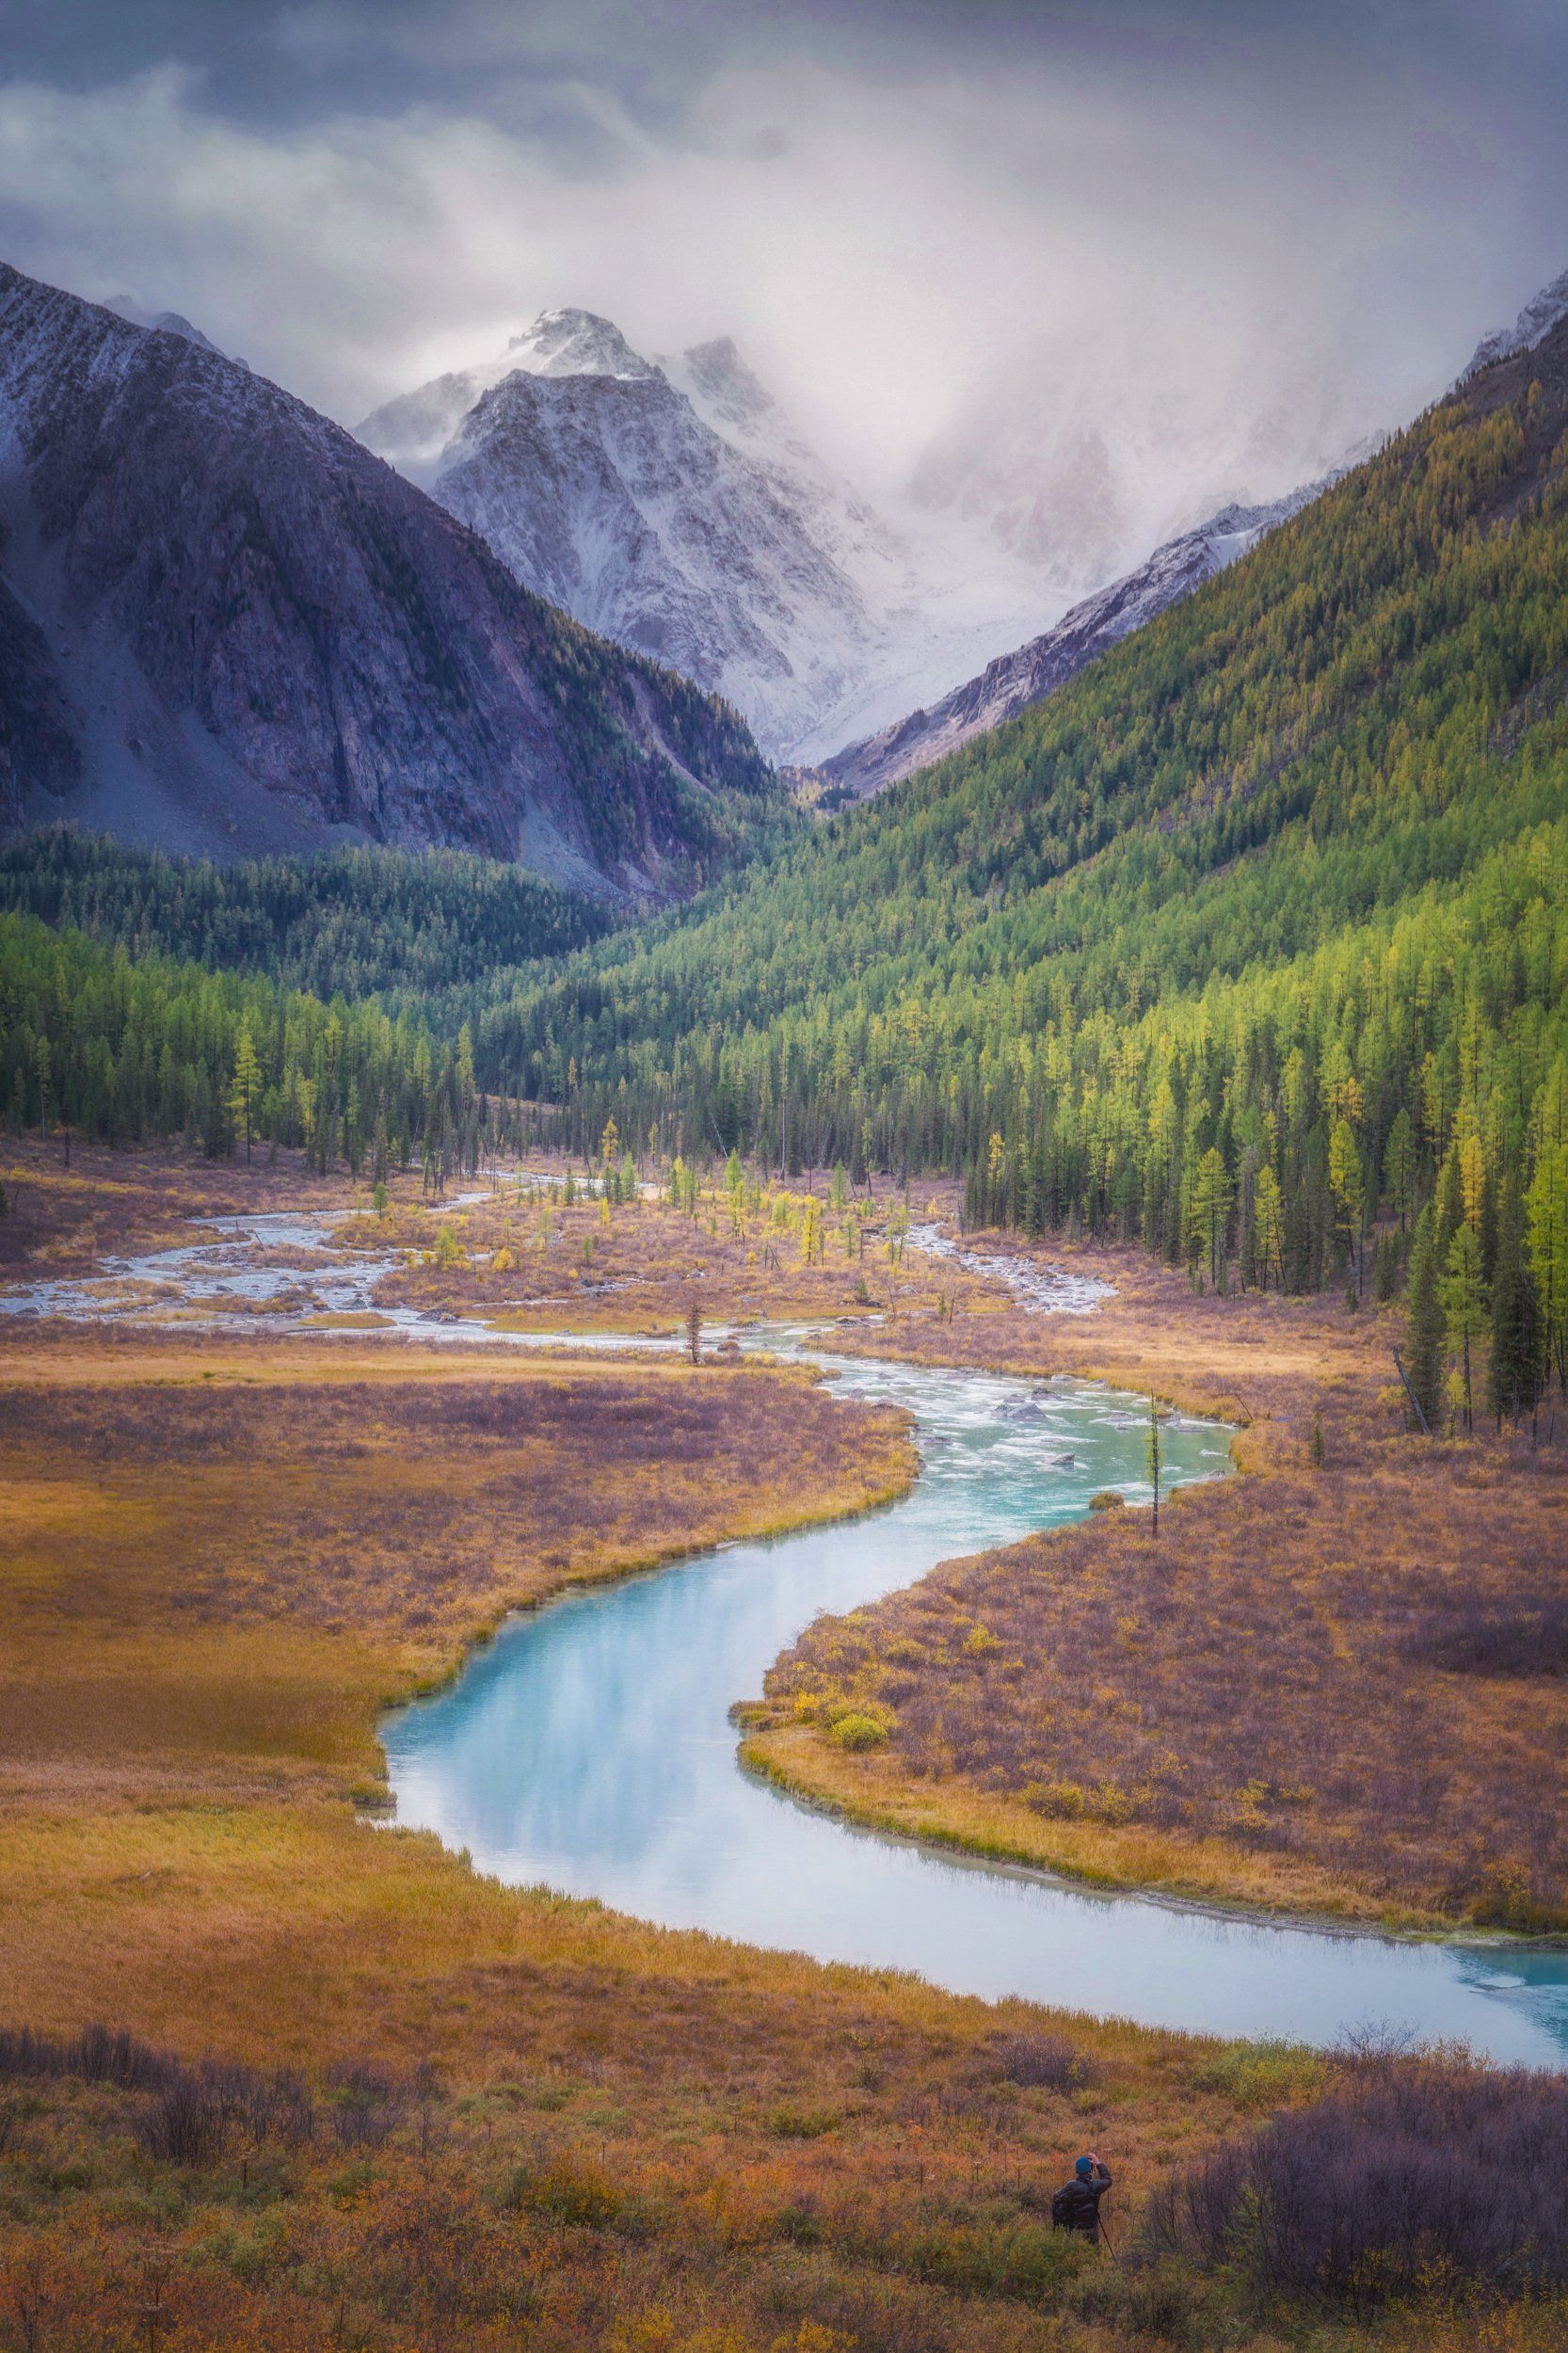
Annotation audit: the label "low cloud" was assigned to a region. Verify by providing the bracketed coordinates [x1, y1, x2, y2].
[0, 3, 1564, 541]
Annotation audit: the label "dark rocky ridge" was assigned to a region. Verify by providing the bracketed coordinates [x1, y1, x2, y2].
[0, 572, 80, 823]
[0, 264, 775, 896]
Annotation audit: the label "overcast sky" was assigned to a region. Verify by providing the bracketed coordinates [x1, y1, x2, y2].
[1, 0, 1565, 506]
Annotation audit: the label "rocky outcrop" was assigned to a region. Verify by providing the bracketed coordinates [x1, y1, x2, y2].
[103, 296, 229, 358]
[0, 572, 79, 827]
[0, 266, 774, 893]
[368, 311, 890, 762]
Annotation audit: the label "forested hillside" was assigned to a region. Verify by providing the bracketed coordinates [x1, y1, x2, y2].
[479, 313, 1568, 1364]
[0, 829, 610, 1004]
[0, 832, 616, 1179]
[0, 907, 502, 1181]
[7, 308, 1568, 1399]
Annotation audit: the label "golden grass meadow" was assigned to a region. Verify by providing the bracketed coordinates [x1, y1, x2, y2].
[0, 1144, 1564, 2351]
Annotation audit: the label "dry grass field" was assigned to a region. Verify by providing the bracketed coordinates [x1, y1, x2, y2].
[348, 1176, 999, 1335]
[749, 1241, 1568, 1931]
[1, 1152, 1566, 2348]
[0, 1140, 351, 1278]
[0, 1325, 916, 1830]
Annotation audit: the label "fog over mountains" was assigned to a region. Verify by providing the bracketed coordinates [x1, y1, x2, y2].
[4, 242, 1563, 883]
[822, 261, 1568, 797]
[360, 311, 1062, 765]
[820, 484, 1328, 802]
[1462, 265, 1568, 380]
[357, 279, 1499, 778]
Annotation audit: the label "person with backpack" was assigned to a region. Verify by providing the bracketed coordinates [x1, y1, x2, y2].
[1050, 2153, 1112, 2245]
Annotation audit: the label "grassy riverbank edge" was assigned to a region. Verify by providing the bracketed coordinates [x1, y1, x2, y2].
[730, 1324, 1384, 1932]
[369, 1363, 921, 1775]
[734, 1720, 1527, 1943]
[743, 1238, 1568, 1944]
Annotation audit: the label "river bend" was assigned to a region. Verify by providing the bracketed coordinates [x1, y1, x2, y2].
[7, 1207, 1568, 2064]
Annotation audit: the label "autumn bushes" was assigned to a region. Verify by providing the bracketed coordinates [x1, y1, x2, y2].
[988, 2034, 1098, 2094]
[1407, 1588, 1568, 1678]
[1, 1349, 916, 1670]
[0, 2008, 1185, 2353]
[5, 2015, 1568, 2350]
[819, 1701, 893, 1753]
[1146, 2046, 1568, 2311]
[771, 1421, 1568, 1925]
[0, 2022, 372, 2169]
[361, 1180, 990, 1336]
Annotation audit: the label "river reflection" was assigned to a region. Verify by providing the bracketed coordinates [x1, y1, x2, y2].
[7, 1210, 1564, 2065]
[384, 1352, 1568, 2067]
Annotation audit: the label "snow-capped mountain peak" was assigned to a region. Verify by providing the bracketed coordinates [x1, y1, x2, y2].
[360, 308, 1061, 763]
[505, 307, 656, 381]
[1463, 264, 1568, 380]
[668, 335, 776, 434]
[358, 308, 656, 482]
[0, 258, 767, 888]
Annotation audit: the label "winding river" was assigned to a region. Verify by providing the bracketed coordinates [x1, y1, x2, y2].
[8, 1207, 1568, 2066]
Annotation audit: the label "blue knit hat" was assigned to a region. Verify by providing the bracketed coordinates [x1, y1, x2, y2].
[1075, 2155, 1094, 2179]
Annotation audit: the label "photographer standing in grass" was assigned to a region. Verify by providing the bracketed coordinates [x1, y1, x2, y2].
[1051, 2153, 1113, 2247]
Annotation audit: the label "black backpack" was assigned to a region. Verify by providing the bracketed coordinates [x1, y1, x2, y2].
[1049, 2186, 1076, 2229]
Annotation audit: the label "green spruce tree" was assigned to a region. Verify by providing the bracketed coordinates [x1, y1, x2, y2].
[1443, 1224, 1488, 1434]
[1404, 1208, 1446, 1434]
[1487, 1176, 1543, 1427]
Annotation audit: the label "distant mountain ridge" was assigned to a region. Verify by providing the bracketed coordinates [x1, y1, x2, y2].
[0, 264, 776, 896]
[819, 484, 1326, 800]
[360, 310, 1060, 764]
[422, 329, 886, 762]
[1463, 265, 1568, 380]
[822, 261, 1568, 799]
[487, 290, 1568, 1330]
[103, 296, 231, 359]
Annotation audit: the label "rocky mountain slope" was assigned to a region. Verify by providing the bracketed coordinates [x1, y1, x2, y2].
[0, 265, 775, 894]
[1463, 264, 1568, 379]
[104, 296, 228, 357]
[361, 311, 1056, 764]
[357, 307, 655, 485]
[819, 485, 1322, 800]
[422, 332, 883, 762]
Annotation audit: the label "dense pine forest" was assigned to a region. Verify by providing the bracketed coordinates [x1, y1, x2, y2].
[0, 840, 622, 1179]
[0, 908, 499, 1179]
[4, 315, 1568, 1413]
[0, 832, 611, 1003]
[465, 315, 1568, 1399]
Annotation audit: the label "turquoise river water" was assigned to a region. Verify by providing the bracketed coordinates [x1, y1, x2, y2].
[382, 1334, 1568, 2068]
[7, 1207, 1567, 2066]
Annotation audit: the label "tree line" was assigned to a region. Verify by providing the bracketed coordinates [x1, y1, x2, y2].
[466, 342, 1568, 1417]
[3, 329, 1567, 1423]
[0, 908, 506, 1186]
[0, 830, 613, 1006]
